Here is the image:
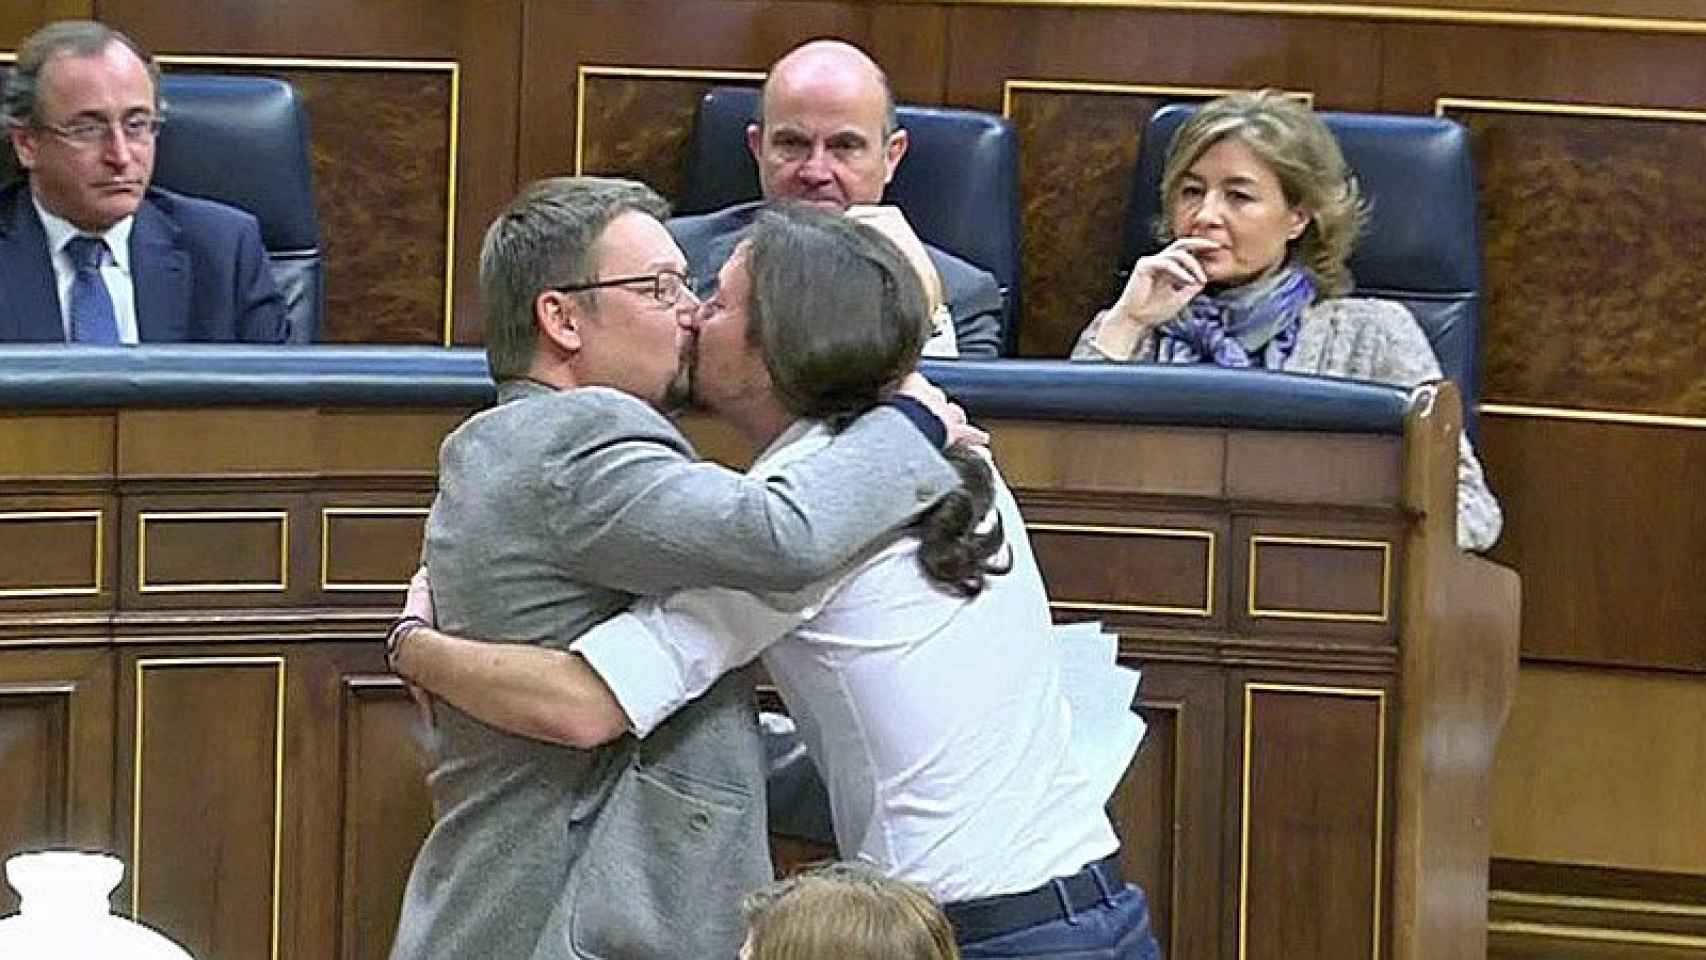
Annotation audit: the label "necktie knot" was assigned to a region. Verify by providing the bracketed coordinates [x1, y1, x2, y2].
[66, 236, 108, 272]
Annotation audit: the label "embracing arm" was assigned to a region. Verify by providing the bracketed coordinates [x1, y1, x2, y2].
[392, 624, 626, 748]
[551, 390, 956, 595]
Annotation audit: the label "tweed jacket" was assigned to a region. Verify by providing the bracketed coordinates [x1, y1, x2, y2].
[388, 381, 956, 960]
[1073, 296, 1504, 551]
[667, 201, 1006, 359]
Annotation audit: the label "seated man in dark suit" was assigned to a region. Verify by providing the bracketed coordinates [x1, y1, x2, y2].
[0, 20, 285, 343]
[669, 39, 1004, 358]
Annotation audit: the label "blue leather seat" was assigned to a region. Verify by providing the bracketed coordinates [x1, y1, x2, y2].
[152, 75, 324, 343]
[677, 86, 1024, 354]
[1121, 104, 1485, 437]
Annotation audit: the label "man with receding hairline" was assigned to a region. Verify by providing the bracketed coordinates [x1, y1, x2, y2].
[669, 38, 1006, 358]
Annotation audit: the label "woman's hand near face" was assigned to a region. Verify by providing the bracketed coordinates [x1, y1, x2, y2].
[1093, 238, 1221, 358]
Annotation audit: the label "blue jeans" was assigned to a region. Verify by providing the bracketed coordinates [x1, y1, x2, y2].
[957, 882, 1163, 960]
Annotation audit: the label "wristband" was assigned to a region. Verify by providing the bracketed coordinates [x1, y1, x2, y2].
[385, 615, 430, 673]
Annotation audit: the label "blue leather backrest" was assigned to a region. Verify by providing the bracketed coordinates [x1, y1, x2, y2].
[677, 86, 1024, 354]
[154, 75, 324, 343]
[1122, 104, 1484, 435]
[0, 345, 1414, 437]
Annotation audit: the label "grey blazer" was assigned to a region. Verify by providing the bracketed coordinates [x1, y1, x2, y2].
[389, 380, 957, 960]
[668, 201, 1006, 359]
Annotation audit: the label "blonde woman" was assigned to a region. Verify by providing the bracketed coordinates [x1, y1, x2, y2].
[1074, 90, 1502, 551]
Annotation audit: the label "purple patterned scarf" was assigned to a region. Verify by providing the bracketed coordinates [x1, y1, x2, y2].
[1155, 263, 1317, 370]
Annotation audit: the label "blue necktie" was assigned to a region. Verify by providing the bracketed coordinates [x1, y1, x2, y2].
[65, 236, 120, 344]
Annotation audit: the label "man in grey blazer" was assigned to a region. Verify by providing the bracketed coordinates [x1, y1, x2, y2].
[668, 39, 1004, 359]
[387, 177, 960, 960]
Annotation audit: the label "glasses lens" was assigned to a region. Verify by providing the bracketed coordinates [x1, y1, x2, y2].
[656, 272, 685, 306]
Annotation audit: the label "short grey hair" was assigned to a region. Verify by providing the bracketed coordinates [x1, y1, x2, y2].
[478, 176, 669, 380]
[2, 21, 163, 128]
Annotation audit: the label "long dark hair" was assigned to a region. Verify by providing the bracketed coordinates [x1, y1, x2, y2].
[746, 206, 1008, 596]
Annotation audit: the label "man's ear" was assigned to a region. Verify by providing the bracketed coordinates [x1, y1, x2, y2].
[8, 124, 39, 171]
[534, 290, 583, 356]
[746, 123, 764, 163]
[882, 128, 908, 186]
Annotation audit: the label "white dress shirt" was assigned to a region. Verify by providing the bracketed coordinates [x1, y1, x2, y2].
[574, 420, 1121, 903]
[35, 198, 140, 344]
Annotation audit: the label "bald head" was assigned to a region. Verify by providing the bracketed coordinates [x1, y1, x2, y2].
[747, 39, 907, 210]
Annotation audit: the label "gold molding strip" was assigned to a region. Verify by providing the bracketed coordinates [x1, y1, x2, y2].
[319, 506, 431, 592]
[1032, 522, 1217, 617]
[152, 54, 462, 347]
[1001, 79, 1312, 118]
[0, 510, 103, 598]
[1239, 682, 1387, 960]
[1438, 96, 1706, 124]
[1247, 535, 1392, 623]
[938, 1, 1706, 36]
[132, 656, 285, 960]
[1480, 403, 1706, 430]
[137, 511, 290, 594]
[1137, 698, 1186, 956]
[1491, 889, 1706, 919]
[573, 65, 767, 176]
[1488, 920, 1706, 949]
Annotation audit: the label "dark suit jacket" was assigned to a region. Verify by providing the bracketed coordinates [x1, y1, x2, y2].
[0, 181, 286, 343]
[668, 201, 1006, 359]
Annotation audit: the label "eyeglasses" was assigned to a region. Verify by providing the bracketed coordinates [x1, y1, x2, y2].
[37, 113, 165, 148]
[551, 270, 697, 308]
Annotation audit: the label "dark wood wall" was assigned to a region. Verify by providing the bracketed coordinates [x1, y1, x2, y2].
[5, 2, 1704, 954]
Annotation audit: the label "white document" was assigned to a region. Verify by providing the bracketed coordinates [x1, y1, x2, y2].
[1052, 620, 1146, 804]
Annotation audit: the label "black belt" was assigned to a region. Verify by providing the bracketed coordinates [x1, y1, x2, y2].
[943, 854, 1124, 943]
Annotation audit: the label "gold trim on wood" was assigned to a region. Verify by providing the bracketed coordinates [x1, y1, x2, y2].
[1488, 920, 1706, 949]
[1480, 403, 1706, 430]
[1239, 682, 1387, 960]
[132, 656, 286, 960]
[1491, 890, 1706, 919]
[1138, 698, 1186, 956]
[0, 510, 103, 598]
[319, 506, 431, 592]
[939, 1, 1706, 36]
[137, 511, 290, 594]
[1247, 535, 1391, 623]
[573, 65, 767, 176]
[1032, 523, 1217, 616]
[153, 55, 463, 346]
[1437, 96, 1706, 124]
[1001, 79, 1311, 119]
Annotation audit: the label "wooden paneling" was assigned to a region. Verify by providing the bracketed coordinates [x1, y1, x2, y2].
[1248, 536, 1391, 622]
[118, 410, 320, 476]
[0, 415, 114, 479]
[1005, 88, 1169, 358]
[0, 648, 114, 915]
[1226, 431, 1403, 506]
[1028, 515, 1222, 622]
[315, 410, 470, 474]
[0, 3, 92, 47]
[126, 656, 283, 960]
[519, 1, 948, 186]
[271, 67, 454, 346]
[318, 504, 429, 595]
[137, 511, 289, 592]
[0, 507, 104, 599]
[1447, 103, 1706, 418]
[1237, 680, 1388, 960]
[992, 421, 1225, 496]
[577, 72, 761, 202]
[338, 676, 434, 960]
[1480, 415, 1706, 669]
[104, 0, 524, 346]
[1110, 661, 1226, 960]
[1492, 665, 1706, 875]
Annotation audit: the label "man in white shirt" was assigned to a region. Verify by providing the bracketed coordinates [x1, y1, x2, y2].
[391, 205, 1162, 958]
[1, 20, 284, 343]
